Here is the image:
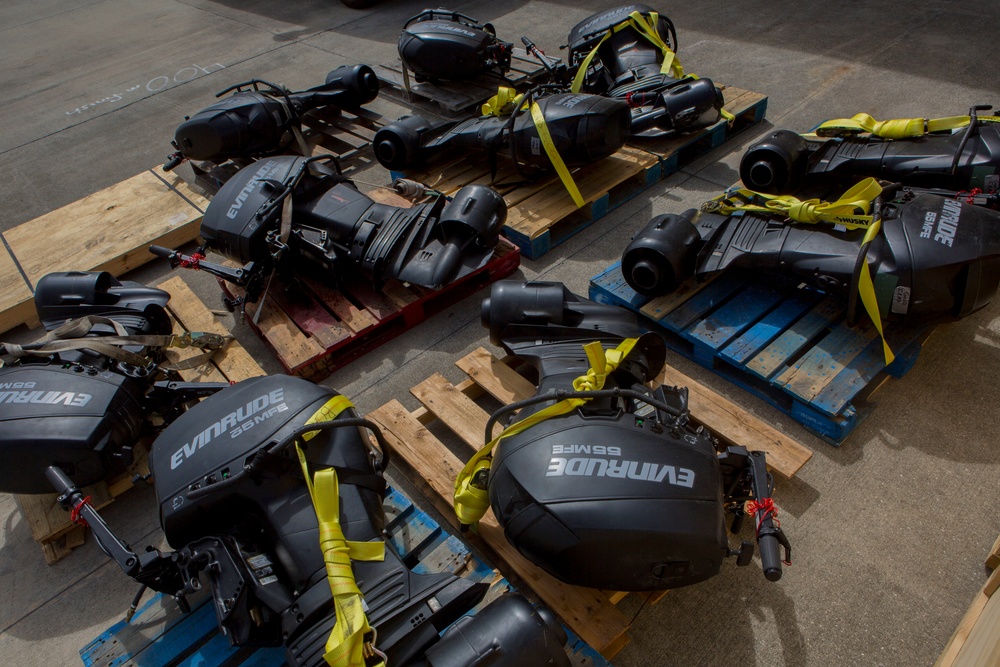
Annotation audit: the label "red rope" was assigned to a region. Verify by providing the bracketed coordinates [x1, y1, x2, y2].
[746, 497, 779, 536]
[179, 253, 205, 270]
[956, 188, 982, 205]
[70, 496, 93, 527]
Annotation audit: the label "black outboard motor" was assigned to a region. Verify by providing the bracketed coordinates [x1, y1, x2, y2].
[44, 374, 571, 666]
[398, 9, 512, 81]
[623, 189, 1000, 324]
[0, 272, 228, 493]
[163, 65, 379, 171]
[151, 155, 506, 305]
[740, 106, 1000, 195]
[465, 281, 790, 591]
[566, 5, 724, 137]
[373, 92, 630, 173]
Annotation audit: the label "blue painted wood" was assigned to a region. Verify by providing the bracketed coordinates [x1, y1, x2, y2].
[721, 287, 823, 366]
[589, 259, 932, 445]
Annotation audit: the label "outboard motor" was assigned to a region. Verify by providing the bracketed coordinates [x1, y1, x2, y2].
[152, 155, 506, 305]
[0, 272, 228, 493]
[740, 105, 1000, 196]
[623, 187, 1000, 324]
[566, 5, 724, 137]
[373, 92, 630, 173]
[44, 374, 572, 666]
[398, 9, 512, 81]
[458, 281, 790, 591]
[163, 65, 379, 171]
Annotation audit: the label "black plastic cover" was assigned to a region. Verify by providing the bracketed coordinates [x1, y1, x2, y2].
[399, 12, 505, 80]
[0, 364, 146, 493]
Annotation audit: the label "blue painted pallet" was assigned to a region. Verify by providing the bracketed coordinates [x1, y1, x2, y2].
[590, 262, 933, 444]
[391, 85, 767, 260]
[80, 488, 609, 667]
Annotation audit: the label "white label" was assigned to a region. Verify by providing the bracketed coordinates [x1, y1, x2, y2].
[891, 286, 911, 314]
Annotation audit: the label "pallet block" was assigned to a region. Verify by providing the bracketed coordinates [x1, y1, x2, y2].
[0, 169, 208, 335]
[367, 347, 810, 660]
[80, 486, 611, 667]
[12, 276, 264, 564]
[935, 537, 1000, 667]
[393, 85, 767, 259]
[590, 262, 935, 444]
[375, 48, 551, 117]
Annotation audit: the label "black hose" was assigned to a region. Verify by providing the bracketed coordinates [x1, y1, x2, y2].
[484, 387, 685, 442]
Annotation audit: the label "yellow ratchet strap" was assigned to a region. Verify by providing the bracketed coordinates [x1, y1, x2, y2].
[571, 11, 684, 93]
[454, 338, 639, 526]
[814, 112, 1000, 139]
[482, 86, 585, 208]
[704, 177, 895, 365]
[296, 396, 386, 667]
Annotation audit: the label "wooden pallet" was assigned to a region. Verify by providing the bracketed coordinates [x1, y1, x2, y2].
[590, 263, 936, 444]
[0, 170, 208, 335]
[375, 48, 551, 117]
[935, 535, 1000, 667]
[219, 189, 521, 381]
[392, 85, 767, 259]
[366, 346, 810, 660]
[12, 276, 264, 564]
[178, 106, 386, 197]
[80, 486, 610, 667]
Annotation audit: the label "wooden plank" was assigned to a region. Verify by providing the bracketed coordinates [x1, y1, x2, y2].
[686, 280, 793, 351]
[455, 347, 536, 405]
[987, 534, 1000, 570]
[655, 365, 812, 479]
[0, 239, 35, 333]
[14, 482, 114, 545]
[745, 297, 844, 379]
[303, 277, 378, 333]
[936, 566, 1000, 667]
[367, 400, 631, 659]
[721, 287, 824, 366]
[411, 373, 497, 447]
[5, 170, 207, 287]
[160, 277, 265, 381]
[775, 321, 878, 402]
[953, 589, 1000, 667]
[641, 274, 719, 322]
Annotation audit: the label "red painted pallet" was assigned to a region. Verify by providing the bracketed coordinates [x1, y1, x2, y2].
[221, 236, 520, 381]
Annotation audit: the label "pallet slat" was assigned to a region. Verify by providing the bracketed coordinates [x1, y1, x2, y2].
[590, 261, 933, 444]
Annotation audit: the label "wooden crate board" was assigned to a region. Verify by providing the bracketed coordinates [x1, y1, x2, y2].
[375, 48, 551, 117]
[590, 261, 934, 444]
[391, 84, 767, 259]
[367, 347, 809, 659]
[935, 557, 1000, 667]
[12, 275, 264, 564]
[80, 486, 611, 667]
[224, 236, 521, 382]
[0, 169, 208, 335]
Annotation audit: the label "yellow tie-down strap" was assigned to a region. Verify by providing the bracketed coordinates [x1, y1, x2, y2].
[297, 395, 387, 667]
[703, 177, 895, 366]
[571, 11, 684, 93]
[482, 87, 586, 208]
[454, 338, 639, 526]
[812, 112, 1000, 139]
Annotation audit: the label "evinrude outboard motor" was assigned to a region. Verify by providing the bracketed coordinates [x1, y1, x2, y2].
[566, 5, 724, 137]
[0, 272, 228, 494]
[373, 92, 630, 173]
[398, 9, 512, 81]
[163, 65, 379, 171]
[44, 374, 571, 666]
[151, 155, 505, 305]
[740, 105, 1000, 195]
[463, 281, 790, 591]
[622, 188, 1000, 324]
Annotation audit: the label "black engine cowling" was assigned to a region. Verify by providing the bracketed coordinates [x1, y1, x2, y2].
[474, 281, 788, 590]
[398, 9, 512, 81]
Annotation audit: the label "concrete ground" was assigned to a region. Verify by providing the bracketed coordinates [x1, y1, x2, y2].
[1, 1, 999, 665]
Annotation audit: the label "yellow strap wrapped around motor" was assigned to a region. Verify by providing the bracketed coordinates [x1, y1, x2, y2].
[296, 396, 386, 667]
[482, 86, 585, 208]
[705, 177, 884, 230]
[571, 11, 684, 93]
[703, 178, 895, 366]
[454, 338, 639, 526]
[814, 112, 1000, 139]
